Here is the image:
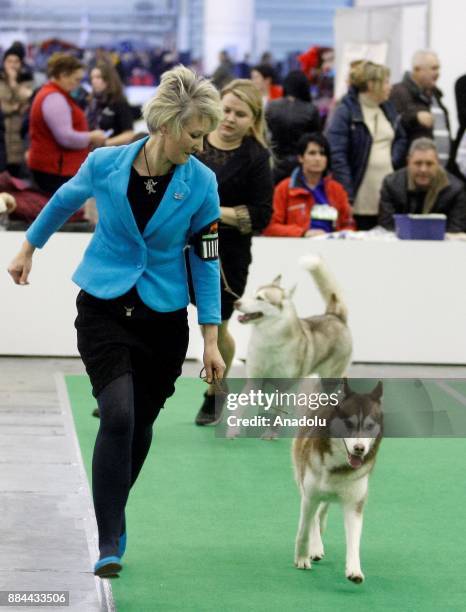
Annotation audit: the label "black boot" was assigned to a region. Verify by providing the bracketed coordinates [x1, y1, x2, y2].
[195, 392, 223, 426]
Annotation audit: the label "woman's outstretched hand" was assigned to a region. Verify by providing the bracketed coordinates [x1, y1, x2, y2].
[8, 240, 35, 285]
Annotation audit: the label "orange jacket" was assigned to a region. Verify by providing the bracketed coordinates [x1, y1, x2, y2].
[263, 171, 355, 237]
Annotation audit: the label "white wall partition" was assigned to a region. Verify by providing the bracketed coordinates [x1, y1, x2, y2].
[1, 233, 466, 364]
[334, 3, 428, 99]
[202, 0, 255, 75]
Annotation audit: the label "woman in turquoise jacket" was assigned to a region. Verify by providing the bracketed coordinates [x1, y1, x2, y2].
[8, 66, 225, 578]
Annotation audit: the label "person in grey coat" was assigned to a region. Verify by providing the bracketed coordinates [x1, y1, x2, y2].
[378, 138, 466, 232]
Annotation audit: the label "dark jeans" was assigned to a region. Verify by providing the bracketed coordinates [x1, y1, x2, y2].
[6, 163, 24, 178]
[32, 170, 72, 195]
[354, 214, 379, 231]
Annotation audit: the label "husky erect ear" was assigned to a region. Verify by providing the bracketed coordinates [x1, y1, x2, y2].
[287, 284, 297, 299]
[343, 377, 354, 398]
[370, 381, 383, 402]
[271, 274, 282, 287]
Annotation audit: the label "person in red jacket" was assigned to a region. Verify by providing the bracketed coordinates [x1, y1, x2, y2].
[28, 53, 106, 195]
[263, 132, 354, 237]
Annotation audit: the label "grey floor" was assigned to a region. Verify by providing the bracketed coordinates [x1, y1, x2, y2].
[0, 356, 465, 611]
[0, 358, 113, 612]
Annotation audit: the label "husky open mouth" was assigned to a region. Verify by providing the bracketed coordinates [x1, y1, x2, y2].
[346, 453, 364, 469]
[238, 312, 264, 324]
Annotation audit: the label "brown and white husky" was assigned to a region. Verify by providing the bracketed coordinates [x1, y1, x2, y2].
[292, 379, 383, 583]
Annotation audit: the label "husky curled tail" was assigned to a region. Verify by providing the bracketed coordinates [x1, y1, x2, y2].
[299, 254, 348, 324]
[234, 253, 352, 381]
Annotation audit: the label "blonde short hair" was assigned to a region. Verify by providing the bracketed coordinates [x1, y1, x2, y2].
[349, 60, 390, 96]
[143, 65, 222, 137]
[220, 79, 268, 149]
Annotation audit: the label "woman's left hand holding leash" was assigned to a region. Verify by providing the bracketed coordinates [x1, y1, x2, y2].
[202, 324, 226, 384]
[203, 344, 225, 384]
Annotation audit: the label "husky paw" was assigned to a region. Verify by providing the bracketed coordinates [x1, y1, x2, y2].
[310, 548, 325, 561]
[346, 570, 365, 584]
[298, 254, 321, 271]
[311, 542, 325, 561]
[294, 556, 312, 570]
[225, 426, 240, 439]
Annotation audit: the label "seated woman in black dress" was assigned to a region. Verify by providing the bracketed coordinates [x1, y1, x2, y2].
[193, 79, 273, 425]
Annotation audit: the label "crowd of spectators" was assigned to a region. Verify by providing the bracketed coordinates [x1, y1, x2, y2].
[20, 41, 181, 88]
[0, 44, 137, 228]
[261, 50, 466, 236]
[0, 39, 465, 236]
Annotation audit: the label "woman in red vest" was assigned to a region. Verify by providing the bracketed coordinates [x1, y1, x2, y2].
[28, 53, 106, 195]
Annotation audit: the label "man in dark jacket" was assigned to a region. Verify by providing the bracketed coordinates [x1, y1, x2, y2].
[266, 70, 321, 184]
[390, 51, 451, 166]
[379, 138, 466, 232]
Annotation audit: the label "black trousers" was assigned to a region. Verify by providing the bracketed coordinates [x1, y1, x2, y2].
[353, 214, 379, 231]
[32, 170, 72, 196]
[75, 289, 189, 557]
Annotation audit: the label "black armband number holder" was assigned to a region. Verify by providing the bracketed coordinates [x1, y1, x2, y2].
[190, 220, 219, 261]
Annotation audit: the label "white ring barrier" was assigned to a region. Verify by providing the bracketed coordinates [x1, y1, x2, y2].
[1, 232, 465, 364]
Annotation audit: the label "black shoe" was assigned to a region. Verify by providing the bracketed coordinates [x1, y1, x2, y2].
[195, 392, 223, 426]
[92, 407, 100, 418]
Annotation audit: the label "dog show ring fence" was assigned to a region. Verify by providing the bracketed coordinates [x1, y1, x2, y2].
[1, 233, 465, 364]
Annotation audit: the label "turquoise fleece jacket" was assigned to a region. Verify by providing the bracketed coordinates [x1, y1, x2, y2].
[26, 137, 221, 324]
